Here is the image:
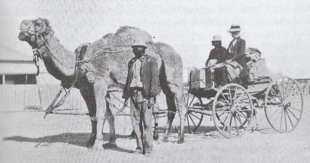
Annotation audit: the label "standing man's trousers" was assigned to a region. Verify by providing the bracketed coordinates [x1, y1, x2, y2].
[129, 88, 153, 154]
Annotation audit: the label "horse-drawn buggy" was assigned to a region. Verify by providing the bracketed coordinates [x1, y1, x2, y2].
[184, 49, 303, 138]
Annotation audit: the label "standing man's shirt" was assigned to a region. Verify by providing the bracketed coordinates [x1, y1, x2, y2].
[130, 57, 144, 88]
[122, 55, 161, 100]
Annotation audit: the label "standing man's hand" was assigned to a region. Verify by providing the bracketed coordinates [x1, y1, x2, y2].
[225, 59, 232, 64]
[148, 97, 155, 108]
[123, 98, 129, 107]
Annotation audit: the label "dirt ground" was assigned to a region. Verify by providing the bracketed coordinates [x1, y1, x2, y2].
[0, 97, 310, 163]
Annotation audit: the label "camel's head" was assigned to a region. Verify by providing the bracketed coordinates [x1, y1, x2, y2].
[18, 20, 38, 48]
[18, 18, 55, 49]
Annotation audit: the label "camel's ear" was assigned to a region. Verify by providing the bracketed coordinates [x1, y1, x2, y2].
[36, 18, 54, 42]
[43, 18, 50, 27]
[43, 19, 54, 36]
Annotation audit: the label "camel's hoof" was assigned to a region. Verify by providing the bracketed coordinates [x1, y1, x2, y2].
[153, 135, 159, 141]
[86, 139, 96, 148]
[87, 142, 94, 148]
[177, 139, 185, 144]
[102, 143, 117, 149]
[162, 137, 169, 142]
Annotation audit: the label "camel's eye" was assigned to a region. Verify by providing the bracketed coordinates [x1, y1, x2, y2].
[35, 22, 42, 27]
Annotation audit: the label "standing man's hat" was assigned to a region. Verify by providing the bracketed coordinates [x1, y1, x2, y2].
[212, 35, 221, 42]
[132, 40, 148, 49]
[228, 24, 241, 33]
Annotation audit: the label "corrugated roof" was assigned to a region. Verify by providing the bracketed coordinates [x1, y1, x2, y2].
[0, 45, 32, 61]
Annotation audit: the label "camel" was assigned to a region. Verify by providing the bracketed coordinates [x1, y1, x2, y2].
[18, 18, 187, 149]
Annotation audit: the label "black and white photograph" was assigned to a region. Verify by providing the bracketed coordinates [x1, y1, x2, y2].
[0, 0, 309, 162]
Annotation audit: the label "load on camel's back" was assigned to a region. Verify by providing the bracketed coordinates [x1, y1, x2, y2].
[18, 18, 187, 150]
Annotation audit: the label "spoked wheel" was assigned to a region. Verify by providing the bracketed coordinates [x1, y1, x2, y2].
[213, 83, 254, 138]
[184, 91, 204, 133]
[264, 77, 303, 133]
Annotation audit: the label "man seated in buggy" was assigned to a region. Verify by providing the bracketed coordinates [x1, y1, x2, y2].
[205, 35, 230, 88]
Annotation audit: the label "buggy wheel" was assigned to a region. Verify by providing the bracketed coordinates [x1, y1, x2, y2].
[213, 83, 254, 138]
[184, 92, 203, 133]
[264, 77, 303, 133]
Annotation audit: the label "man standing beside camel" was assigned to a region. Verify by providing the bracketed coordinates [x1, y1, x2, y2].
[122, 41, 161, 156]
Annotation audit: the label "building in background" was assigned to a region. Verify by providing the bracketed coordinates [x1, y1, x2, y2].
[0, 45, 37, 85]
[0, 45, 82, 111]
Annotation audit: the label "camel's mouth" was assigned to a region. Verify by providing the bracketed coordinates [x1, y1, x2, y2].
[18, 31, 30, 41]
[18, 31, 38, 49]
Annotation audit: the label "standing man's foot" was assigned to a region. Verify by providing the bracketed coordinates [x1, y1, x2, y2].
[153, 134, 159, 140]
[144, 149, 152, 157]
[135, 147, 143, 154]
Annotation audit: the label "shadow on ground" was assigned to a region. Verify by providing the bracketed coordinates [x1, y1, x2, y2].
[3, 133, 136, 153]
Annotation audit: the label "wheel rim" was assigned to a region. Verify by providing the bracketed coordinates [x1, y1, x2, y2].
[264, 77, 303, 133]
[213, 83, 254, 138]
[184, 92, 204, 133]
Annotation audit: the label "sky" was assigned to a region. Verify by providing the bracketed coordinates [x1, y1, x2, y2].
[1, 0, 310, 79]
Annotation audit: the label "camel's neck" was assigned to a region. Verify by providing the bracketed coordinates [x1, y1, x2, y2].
[38, 36, 75, 81]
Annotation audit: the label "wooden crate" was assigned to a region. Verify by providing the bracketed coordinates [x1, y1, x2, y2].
[189, 69, 213, 89]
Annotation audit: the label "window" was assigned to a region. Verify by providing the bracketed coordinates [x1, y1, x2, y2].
[5, 74, 37, 85]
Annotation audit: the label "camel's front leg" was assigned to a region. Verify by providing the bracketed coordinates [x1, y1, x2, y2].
[93, 79, 117, 149]
[80, 85, 97, 148]
[102, 93, 117, 148]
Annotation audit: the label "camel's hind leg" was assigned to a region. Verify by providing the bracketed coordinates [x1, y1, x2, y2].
[154, 42, 186, 143]
[163, 92, 176, 142]
[162, 87, 186, 144]
[103, 93, 116, 145]
[160, 68, 186, 143]
[174, 88, 186, 144]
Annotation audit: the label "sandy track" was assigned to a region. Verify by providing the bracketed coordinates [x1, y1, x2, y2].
[0, 98, 310, 163]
